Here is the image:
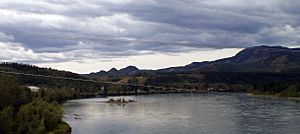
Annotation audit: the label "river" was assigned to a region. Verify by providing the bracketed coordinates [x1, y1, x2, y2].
[63, 93, 300, 134]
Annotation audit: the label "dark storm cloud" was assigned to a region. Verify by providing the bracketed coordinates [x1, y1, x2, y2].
[0, 0, 299, 63]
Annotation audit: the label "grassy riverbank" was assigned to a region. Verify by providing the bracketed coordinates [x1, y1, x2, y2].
[249, 90, 300, 101]
[248, 82, 300, 100]
[48, 121, 71, 134]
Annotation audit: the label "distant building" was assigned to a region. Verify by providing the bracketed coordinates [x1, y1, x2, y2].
[27, 86, 40, 92]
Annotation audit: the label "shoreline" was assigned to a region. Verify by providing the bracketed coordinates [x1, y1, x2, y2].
[49, 121, 72, 134]
[248, 93, 300, 101]
[67, 91, 300, 102]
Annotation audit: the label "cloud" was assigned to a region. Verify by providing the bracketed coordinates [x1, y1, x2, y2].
[257, 25, 300, 45]
[0, 32, 73, 63]
[0, 41, 66, 63]
[0, 0, 300, 65]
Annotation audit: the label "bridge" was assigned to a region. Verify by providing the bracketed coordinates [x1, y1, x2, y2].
[0, 70, 207, 97]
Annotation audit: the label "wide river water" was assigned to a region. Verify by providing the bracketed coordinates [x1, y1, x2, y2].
[63, 93, 300, 134]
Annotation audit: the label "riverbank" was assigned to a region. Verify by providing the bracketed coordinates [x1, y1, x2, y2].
[248, 92, 300, 101]
[48, 121, 72, 134]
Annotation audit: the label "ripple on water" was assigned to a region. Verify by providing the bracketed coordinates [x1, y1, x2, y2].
[63, 94, 300, 134]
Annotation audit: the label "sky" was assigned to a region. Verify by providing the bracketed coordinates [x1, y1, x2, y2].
[0, 0, 299, 73]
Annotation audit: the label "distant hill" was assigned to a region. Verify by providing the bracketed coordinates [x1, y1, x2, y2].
[87, 45, 300, 78]
[158, 61, 210, 73]
[87, 66, 140, 77]
[159, 46, 300, 73]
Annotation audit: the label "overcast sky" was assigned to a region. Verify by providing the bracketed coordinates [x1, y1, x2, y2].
[0, 0, 299, 73]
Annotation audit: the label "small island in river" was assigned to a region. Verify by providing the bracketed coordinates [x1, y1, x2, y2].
[107, 98, 135, 104]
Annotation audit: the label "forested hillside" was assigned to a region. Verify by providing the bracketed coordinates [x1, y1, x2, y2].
[0, 62, 84, 78]
[0, 63, 102, 98]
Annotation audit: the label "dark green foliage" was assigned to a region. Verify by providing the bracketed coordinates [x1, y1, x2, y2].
[0, 106, 15, 133]
[278, 85, 300, 97]
[253, 81, 289, 93]
[40, 88, 73, 103]
[0, 74, 68, 134]
[249, 81, 300, 97]
[127, 77, 139, 85]
[143, 71, 300, 96]
[145, 74, 199, 86]
[17, 99, 63, 134]
[202, 72, 300, 84]
[107, 85, 123, 94]
[0, 75, 32, 110]
[50, 121, 71, 134]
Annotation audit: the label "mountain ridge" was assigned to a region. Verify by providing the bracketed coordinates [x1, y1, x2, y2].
[88, 65, 140, 77]
[158, 45, 300, 73]
[87, 45, 300, 78]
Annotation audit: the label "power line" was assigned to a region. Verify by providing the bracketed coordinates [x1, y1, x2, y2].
[0, 70, 165, 89]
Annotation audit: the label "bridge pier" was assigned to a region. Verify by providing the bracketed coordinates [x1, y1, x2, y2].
[123, 85, 127, 95]
[134, 86, 138, 95]
[101, 84, 108, 97]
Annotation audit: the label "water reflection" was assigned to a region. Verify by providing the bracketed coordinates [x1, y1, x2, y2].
[63, 93, 300, 134]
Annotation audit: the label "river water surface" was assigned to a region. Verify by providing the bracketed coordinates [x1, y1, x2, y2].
[63, 93, 300, 134]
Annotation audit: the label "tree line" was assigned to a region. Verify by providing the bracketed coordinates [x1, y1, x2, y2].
[143, 72, 300, 96]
